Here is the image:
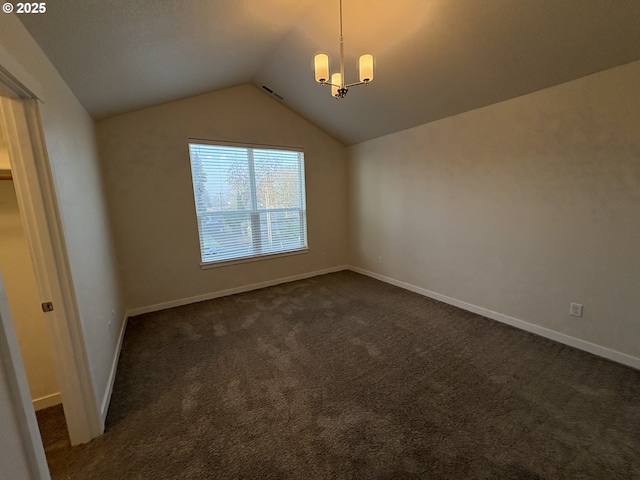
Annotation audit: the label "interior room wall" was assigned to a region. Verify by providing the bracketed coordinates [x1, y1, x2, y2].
[0, 135, 9, 169]
[349, 60, 640, 363]
[0, 271, 50, 480]
[96, 84, 348, 312]
[0, 333, 39, 480]
[0, 167, 60, 409]
[0, 15, 124, 420]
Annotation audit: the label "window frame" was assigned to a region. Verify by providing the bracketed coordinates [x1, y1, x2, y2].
[188, 138, 309, 268]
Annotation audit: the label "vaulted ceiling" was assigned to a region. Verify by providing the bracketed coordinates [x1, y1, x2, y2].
[20, 0, 640, 145]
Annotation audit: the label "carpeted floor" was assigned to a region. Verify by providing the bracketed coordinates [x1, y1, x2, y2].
[38, 271, 640, 479]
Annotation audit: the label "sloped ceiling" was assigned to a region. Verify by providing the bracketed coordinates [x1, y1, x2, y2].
[19, 0, 640, 145]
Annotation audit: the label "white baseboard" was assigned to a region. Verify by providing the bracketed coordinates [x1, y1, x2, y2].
[33, 392, 61, 411]
[126, 265, 349, 318]
[100, 313, 129, 425]
[349, 266, 640, 370]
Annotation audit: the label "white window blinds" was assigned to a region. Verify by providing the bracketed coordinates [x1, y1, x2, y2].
[188, 141, 308, 265]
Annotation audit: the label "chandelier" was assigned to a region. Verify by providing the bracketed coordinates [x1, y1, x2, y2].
[313, 0, 374, 99]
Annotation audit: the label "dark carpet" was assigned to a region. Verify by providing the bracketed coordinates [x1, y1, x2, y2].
[39, 271, 640, 479]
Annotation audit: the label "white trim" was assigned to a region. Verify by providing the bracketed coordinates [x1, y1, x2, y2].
[200, 248, 309, 269]
[0, 44, 43, 100]
[100, 314, 128, 423]
[0, 96, 102, 444]
[33, 392, 62, 411]
[127, 266, 348, 318]
[188, 137, 303, 152]
[349, 266, 640, 371]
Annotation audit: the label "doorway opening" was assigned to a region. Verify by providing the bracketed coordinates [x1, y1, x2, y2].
[0, 116, 70, 456]
[0, 67, 102, 458]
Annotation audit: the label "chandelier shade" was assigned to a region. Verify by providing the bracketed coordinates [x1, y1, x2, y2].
[359, 54, 374, 83]
[331, 73, 342, 98]
[314, 54, 329, 83]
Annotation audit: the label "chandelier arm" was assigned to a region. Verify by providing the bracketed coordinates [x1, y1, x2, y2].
[344, 80, 369, 88]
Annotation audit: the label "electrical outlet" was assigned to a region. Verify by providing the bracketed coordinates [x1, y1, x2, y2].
[377, 256, 383, 264]
[570, 303, 583, 317]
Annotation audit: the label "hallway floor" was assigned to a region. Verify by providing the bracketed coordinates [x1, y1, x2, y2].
[36, 404, 70, 474]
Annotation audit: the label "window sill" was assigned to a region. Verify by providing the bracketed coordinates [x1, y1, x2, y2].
[199, 248, 309, 269]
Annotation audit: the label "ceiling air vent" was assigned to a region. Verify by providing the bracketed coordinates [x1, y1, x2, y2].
[261, 85, 284, 101]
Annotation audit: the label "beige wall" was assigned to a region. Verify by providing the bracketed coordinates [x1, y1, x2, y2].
[96, 84, 348, 311]
[0, 123, 8, 169]
[349, 60, 640, 361]
[0, 137, 9, 169]
[0, 15, 124, 420]
[0, 178, 60, 408]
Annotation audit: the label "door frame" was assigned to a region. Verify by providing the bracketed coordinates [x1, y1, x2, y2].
[0, 67, 102, 445]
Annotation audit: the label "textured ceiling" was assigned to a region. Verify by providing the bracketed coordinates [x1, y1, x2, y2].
[19, 0, 640, 145]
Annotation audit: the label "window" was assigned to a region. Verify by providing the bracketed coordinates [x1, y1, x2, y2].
[188, 140, 308, 266]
